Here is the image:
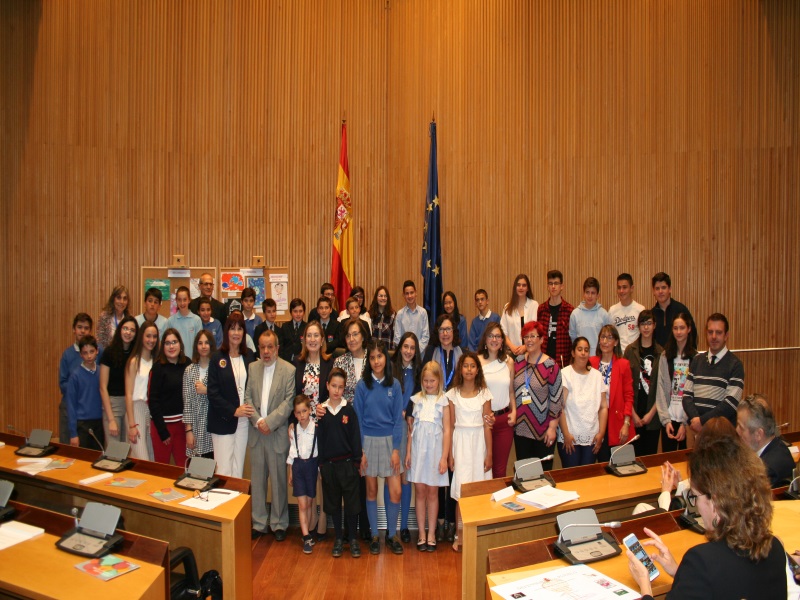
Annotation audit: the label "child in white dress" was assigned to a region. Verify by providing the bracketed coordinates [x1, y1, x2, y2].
[406, 361, 452, 551]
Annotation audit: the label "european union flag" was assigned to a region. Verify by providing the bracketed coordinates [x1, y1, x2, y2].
[421, 121, 443, 325]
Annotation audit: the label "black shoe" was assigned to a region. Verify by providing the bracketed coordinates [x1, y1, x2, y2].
[361, 529, 372, 542]
[369, 536, 381, 555]
[315, 531, 329, 543]
[386, 534, 404, 555]
[350, 539, 361, 558]
[273, 529, 287, 542]
[435, 522, 446, 542]
[446, 523, 456, 543]
[400, 528, 411, 543]
[332, 538, 344, 558]
[251, 528, 266, 539]
[426, 541, 437, 552]
[303, 537, 314, 555]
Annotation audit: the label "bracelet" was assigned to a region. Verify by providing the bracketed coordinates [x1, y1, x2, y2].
[129, 424, 139, 429]
[185, 428, 193, 433]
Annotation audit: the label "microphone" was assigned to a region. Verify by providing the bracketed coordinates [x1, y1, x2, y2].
[71, 507, 80, 529]
[778, 422, 790, 429]
[514, 455, 553, 479]
[557, 521, 621, 544]
[788, 475, 800, 494]
[7, 425, 30, 441]
[609, 434, 640, 464]
[87, 429, 106, 454]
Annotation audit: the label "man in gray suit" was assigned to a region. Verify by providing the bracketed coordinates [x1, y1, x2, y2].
[245, 329, 296, 540]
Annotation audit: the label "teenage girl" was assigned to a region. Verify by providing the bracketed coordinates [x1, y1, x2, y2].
[591, 325, 634, 462]
[447, 351, 493, 551]
[148, 328, 191, 464]
[557, 337, 608, 467]
[353, 339, 405, 555]
[183, 329, 215, 459]
[405, 361, 451, 551]
[125, 320, 160, 460]
[100, 316, 138, 443]
[500, 274, 539, 356]
[369, 286, 396, 349]
[441, 291, 468, 346]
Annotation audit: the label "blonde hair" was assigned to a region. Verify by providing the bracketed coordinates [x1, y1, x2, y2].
[419, 361, 445, 398]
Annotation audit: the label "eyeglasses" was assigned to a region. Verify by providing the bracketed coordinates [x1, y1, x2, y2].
[438, 327, 453, 333]
[120, 326, 137, 334]
[354, 294, 364, 300]
[639, 321, 655, 327]
[345, 332, 362, 339]
[193, 490, 209, 502]
[487, 334, 503, 340]
[523, 334, 540, 341]
[599, 335, 616, 341]
[686, 490, 706, 507]
[164, 340, 180, 347]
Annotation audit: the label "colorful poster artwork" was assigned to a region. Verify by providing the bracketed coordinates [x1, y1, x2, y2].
[221, 272, 245, 293]
[247, 276, 266, 307]
[144, 279, 171, 304]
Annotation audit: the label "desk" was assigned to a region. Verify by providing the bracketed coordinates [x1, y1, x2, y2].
[0, 434, 252, 600]
[459, 450, 690, 600]
[486, 501, 800, 600]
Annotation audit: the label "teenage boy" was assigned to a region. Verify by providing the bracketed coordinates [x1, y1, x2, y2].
[393, 280, 430, 353]
[252, 298, 281, 347]
[568, 277, 612, 355]
[309, 283, 337, 323]
[608, 273, 645, 352]
[135, 287, 168, 336]
[623, 310, 663, 456]
[683, 313, 745, 432]
[198, 297, 223, 348]
[166, 286, 203, 348]
[189, 273, 227, 326]
[317, 368, 362, 558]
[315, 296, 342, 352]
[536, 270, 574, 368]
[279, 298, 307, 362]
[59, 313, 94, 443]
[467, 289, 501, 351]
[240, 287, 263, 341]
[651, 272, 693, 347]
[65, 335, 105, 450]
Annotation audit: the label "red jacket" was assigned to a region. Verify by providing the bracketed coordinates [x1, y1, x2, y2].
[589, 356, 633, 446]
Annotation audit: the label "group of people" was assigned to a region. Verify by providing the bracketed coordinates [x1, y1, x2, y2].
[57, 268, 795, 561]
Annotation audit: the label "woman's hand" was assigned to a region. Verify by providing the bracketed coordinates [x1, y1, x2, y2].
[107, 418, 119, 438]
[592, 432, 604, 454]
[360, 454, 368, 476]
[438, 456, 448, 474]
[162, 437, 172, 446]
[390, 449, 401, 474]
[660, 462, 680, 493]
[483, 413, 496, 429]
[626, 549, 654, 597]
[544, 422, 558, 447]
[483, 452, 492, 473]
[619, 422, 630, 443]
[234, 404, 254, 418]
[640, 527, 679, 576]
[448, 453, 455, 471]
[404, 451, 411, 471]
[195, 381, 207, 395]
[632, 411, 644, 429]
[128, 425, 139, 444]
[186, 431, 196, 450]
[563, 432, 575, 454]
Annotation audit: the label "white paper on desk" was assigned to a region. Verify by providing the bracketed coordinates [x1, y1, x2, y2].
[0, 520, 45, 551]
[491, 563, 637, 600]
[14, 458, 53, 475]
[491, 486, 516, 502]
[179, 490, 241, 511]
[516, 486, 579, 509]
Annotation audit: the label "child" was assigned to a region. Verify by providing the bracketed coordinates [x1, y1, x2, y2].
[447, 351, 493, 551]
[183, 329, 216, 459]
[287, 395, 319, 555]
[59, 313, 93, 443]
[148, 329, 191, 465]
[135, 287, 168, 337]
[315, 296, 342, 352]
[557, 337, 608, 467]
[608, 273, 645, 352]
[353, 340, 405, 555]
[166, 286, 203, 349]
[393, 280, 430, 353]
[536, 270, 574, 368]
[405, 361, 451, 551]
[623, 310, 663, 456]
[252, 298, 280, 345]
[125, 321, 160, 460]
[441, 291, 468, 347]
[569, 277, 612, 355]
[317, 368, 363, 558]
[339, 296, 372, 334]
[279, 298, 306, 362]
[66, 335, 105, 450]
[240, 287, 263, 341]
[467, 289, 500, 352]
[197, 297, 223, 348]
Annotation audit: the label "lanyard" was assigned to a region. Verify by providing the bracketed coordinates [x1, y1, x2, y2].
[524, 353, 542, 393]
[440, 347, 456, 389]
[601, 357, 613, 385]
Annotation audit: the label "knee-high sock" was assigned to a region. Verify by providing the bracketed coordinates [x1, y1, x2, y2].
[385, 500, 400, 538]
[400, 481, 412, 529]
[366, 499, 378, 538]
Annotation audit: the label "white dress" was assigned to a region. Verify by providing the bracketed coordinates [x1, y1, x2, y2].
[407, 393, 450, 486]
[448, 387, 493, 500]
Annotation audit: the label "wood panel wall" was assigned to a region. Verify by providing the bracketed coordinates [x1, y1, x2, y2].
[1, 0, 798, 435]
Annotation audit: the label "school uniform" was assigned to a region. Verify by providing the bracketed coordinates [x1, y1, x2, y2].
[252, 320, 281, 347]
[279, 320, 306, 362]
[319, 318, 342, 352]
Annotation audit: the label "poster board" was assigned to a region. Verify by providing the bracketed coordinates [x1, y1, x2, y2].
[140, 266, 217, 318]
[218, 265, 291, 324]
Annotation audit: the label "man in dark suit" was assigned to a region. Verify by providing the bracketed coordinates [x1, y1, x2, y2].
[245, 329, 296, 540]
[736, 393, 795, 487]
[189, 272, 227, 326]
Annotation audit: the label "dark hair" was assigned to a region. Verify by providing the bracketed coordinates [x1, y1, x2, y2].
[105, 316, 139, 368]
[368, 286, 395, 320]
[350, 286, 367, 314]
[478, 322, 508, 361]
[391, 332, 422, 393]
[144, 287, 163, 302]
[583, 277, 600, 292]
[262, 298, 277, 311]
[363, 339, 394, 389]
[651, 272, 671, 287]
[156, 328, 189, 365]
[328, 366, 347, 384]
[127, 320, 160, 370]
[257, 328, 280, 348]
[506, 274, 533, 315]
[569, 337, 592, 367]
[432, 313, 461, 348]
[474, 288, 488, 299]
[441, 291, 463, 326]
[191, 329, 216, 363]
[663, 312, 698, 364]
[241, 287, 256, 301]
[78, 335, 98, 351]
[72, 312, 93, 328]
[220, 312, 248, 355]
[197, 297, 212, 310]
[546, 270, 563, 283]
[452, 351, 487, 391]
[637, 309, 655, 325]
[596, 324, 622, 358]
[317, 296, 332, 309]
[293, 395, 312, 410]
[616, 273, 634, 286]
[289, 298, 306, 314]
[298, 321, 331, 362]
[320, 283, 335, 295]
[344, 318, 369, 353]
[402, 280, 416, 292]
[175, 285, 191, 299]
[706, 312, 729, 333]
[102, 285, 131, 316]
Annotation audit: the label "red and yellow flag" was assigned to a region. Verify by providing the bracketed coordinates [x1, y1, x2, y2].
[331, 122, 353, 307]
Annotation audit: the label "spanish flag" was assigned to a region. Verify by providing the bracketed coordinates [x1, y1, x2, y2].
[331, 122, 353, 308]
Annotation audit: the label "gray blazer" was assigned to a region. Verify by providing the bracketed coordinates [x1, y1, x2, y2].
[244, 357, 296, 449]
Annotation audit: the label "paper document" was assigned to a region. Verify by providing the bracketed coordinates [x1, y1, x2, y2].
[0, 520, 45, 551]
[491, 563, 637, 600]
[516, 486, 579, 509]
[180, 490, 241, 511]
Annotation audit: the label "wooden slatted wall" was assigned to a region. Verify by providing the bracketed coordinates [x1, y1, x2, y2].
[1, 0, 798, 434]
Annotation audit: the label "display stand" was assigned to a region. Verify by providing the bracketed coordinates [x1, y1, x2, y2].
[140, 264, 217, 319]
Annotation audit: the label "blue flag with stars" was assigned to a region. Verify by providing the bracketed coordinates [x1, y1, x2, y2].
[421, 121, 443, 325]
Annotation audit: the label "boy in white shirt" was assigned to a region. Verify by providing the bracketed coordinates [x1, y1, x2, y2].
[608, 273, 645, 352]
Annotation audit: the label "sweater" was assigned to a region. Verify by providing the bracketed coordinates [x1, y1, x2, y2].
[148, 360, 190, 442]
[317, 401, 362, 463]
[353, 378, 405, 450]
[568, 302, 612, 355]
[65, 366, 103, 437]
[652, 298, 692, 347]
[682, 350, 745, 426]
[467, 311, 501, 352]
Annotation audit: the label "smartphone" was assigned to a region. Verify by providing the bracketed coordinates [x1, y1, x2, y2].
[501, 501, 525, 512]
[623, 533, 660, 581]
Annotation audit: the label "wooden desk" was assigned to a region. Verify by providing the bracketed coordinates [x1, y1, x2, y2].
[486, 501, 800, 600]
[459, 450, 690, 600]
[0, 434, 252, 600]
[0, 502, 166, 600]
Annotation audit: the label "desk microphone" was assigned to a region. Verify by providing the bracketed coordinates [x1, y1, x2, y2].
[514, 455, 553, 479]
[556, 521, 621, 544]
[609, 434, 640, 464]
[779, 422, 790, 429]
[7, 424, 30, 441]
[88, 429, 105, 454]
[788, 476, 800, 495]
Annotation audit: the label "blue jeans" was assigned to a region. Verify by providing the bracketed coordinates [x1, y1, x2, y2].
[558, 443, 597, 468]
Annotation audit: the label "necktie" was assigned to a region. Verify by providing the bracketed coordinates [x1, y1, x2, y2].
[711, 355, 717, 365]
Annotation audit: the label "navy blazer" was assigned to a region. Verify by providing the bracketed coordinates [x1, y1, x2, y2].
[207, 349, 257, 435]
[760, 437, 795, 487]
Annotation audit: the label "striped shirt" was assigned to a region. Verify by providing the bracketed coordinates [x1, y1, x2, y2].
[681, 348, 744, 426]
